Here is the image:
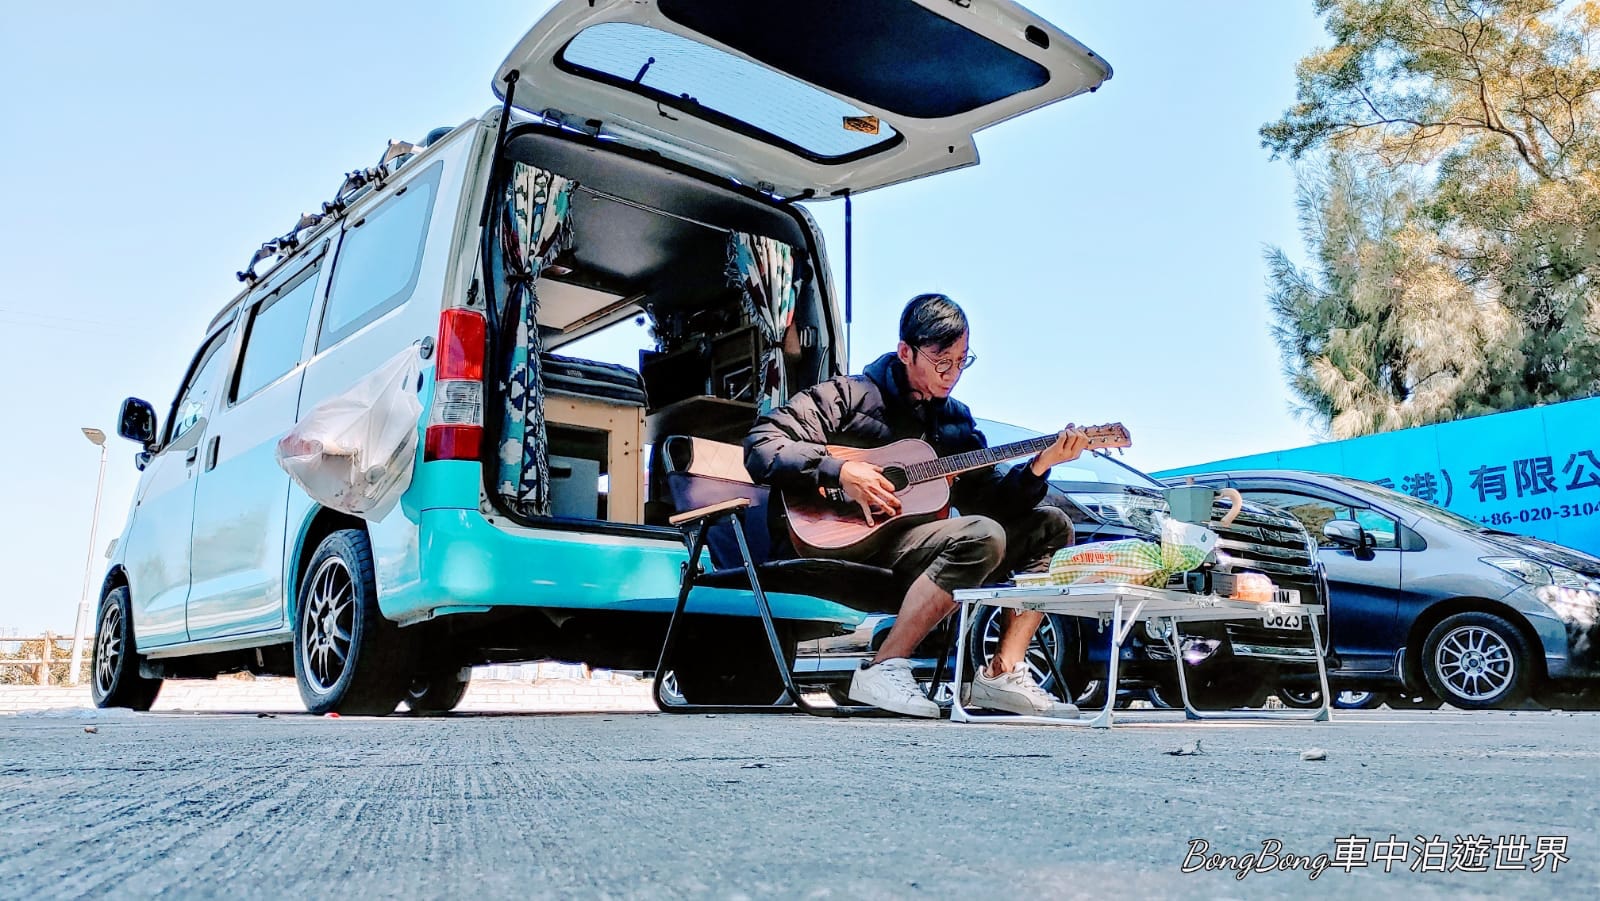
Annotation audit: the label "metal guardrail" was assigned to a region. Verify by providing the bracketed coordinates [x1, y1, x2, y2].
[0, 634, 81, 686]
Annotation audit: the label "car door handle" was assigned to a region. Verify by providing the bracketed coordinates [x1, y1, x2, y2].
[205, 436, 221, 472]
[185, 446, 200, 466]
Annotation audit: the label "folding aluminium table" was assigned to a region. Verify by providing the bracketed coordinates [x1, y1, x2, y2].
[950, 583, 1333, 728]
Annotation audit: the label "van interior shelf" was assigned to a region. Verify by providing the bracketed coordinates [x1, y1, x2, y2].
[645, 396, 758, 445]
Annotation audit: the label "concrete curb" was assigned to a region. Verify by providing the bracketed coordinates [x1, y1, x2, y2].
[0, 673, 657, 715]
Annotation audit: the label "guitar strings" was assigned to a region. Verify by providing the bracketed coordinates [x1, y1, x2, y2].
[902, 426, 1125, 485]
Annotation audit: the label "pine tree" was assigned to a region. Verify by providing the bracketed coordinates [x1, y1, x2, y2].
[1268, 156, 1507, 436]
[1263, 0, 1600, 431]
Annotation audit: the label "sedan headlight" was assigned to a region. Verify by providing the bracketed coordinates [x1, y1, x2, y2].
[1483, 556, 1600, 591]
[1485, 556, 1600, 626]
[1482, 556, 1554, 586]
[1549, 565, 1599, 591]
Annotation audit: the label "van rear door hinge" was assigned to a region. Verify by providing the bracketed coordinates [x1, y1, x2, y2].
[541, 108, 601, 137]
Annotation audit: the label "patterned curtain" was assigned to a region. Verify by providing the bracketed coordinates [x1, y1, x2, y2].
[726, 234, 804, 413]
[497, 163, 577, 517]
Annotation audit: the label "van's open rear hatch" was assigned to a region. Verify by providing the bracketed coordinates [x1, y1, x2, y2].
[494, 0, 1111, 197]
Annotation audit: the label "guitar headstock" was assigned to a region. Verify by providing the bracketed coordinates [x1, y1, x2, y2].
[1078, 422, 1131, 451]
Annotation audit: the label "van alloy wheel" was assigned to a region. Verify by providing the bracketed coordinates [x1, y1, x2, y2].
[90, 586, 161, 710]
[292, 528, 413, 715]
[94, 602, 123, 698]
[302, 557, 356, 695]
[1434, 625, 1514, 702]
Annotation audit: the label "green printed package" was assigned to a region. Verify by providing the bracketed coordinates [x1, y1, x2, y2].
[1049, 518, 1220, 588]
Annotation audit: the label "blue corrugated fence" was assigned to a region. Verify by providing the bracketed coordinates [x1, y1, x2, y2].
[1155, 397, 1600, 555]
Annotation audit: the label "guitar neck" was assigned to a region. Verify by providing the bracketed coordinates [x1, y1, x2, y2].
[902, 435, 1062, 485]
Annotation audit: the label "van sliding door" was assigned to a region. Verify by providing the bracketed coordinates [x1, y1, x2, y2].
[188, 257, 324, 641]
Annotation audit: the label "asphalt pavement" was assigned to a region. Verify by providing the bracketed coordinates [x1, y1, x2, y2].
[1, 707, 1596, 899]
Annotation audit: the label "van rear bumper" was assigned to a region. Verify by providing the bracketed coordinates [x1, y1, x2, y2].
[379, 506, 866, 630]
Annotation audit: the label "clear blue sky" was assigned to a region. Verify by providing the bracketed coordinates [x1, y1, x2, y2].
[0, 0, 1329, 634]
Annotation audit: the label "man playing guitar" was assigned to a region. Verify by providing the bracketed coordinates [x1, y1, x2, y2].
[744, 293, 1090, 718]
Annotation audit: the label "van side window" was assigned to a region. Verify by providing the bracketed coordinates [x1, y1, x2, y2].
[168, 325, 234, 446]
[232, 264, 320, 403]
[1242, 490, 1399, 549]
[317, 161, 442, 351]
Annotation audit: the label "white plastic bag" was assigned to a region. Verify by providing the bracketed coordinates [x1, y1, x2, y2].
[276, 346, 423, 521]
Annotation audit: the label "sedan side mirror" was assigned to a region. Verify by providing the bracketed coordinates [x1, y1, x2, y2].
[117, 397, 157, 447]
[1323, 519, 1373, 550]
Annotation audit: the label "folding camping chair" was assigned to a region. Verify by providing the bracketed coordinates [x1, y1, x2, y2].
[652, 436, 1069, 716]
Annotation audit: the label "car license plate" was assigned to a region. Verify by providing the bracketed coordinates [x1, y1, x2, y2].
[1261, 589, 1302, 630]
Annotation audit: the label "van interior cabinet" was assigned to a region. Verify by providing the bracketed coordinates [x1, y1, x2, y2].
[640, 325, 761, 409]
[709, 324, 760, 405]
[643, 396, 757, 445]
[544, 395, 645, 524]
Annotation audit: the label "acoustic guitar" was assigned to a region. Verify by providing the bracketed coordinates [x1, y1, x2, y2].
[783, 424, 1132, 557]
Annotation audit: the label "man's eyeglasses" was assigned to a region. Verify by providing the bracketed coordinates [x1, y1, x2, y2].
[912, 347, 978, 375]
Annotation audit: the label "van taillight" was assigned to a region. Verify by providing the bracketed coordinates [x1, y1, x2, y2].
[424, 308, 486, 462]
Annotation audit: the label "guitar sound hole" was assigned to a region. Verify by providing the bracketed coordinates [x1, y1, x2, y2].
[881, 466, 910, 492]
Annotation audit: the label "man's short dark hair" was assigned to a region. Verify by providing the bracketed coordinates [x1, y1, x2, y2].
[899, 293, 969, 351]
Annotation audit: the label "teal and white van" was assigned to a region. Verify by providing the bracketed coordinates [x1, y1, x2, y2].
[93, 0, 1112, 714]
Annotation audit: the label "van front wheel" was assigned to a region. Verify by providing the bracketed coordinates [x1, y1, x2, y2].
[90, 586, 162, 711]
[293, 529, 412, 715]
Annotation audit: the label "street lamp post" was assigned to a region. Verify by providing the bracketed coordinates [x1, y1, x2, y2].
[69, 427, 109, 686]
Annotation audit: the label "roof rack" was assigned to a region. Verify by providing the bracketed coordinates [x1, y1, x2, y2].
[235, 128, 453, 286]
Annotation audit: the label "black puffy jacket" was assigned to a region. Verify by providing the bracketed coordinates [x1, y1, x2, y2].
[743, 352, 1048, 525]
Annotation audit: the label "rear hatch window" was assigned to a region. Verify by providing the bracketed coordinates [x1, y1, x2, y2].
[657, 0, 1051, 119]
[494, 0, 1111, 196]
[559, 22, 902, 162]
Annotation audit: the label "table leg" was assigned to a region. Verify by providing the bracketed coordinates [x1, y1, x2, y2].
[1308, 607, 1333, 723]
[1085, 600, 1124, 728]
[950, 599, 974, 723]
[1165, 619, 1203, 721]
[945, 590, 1334, 728]
[1166, 612, 1335, 722]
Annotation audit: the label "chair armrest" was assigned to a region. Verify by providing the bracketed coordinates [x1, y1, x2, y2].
[668, 497, 751, 528]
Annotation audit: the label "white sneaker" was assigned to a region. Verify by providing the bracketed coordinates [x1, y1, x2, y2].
[964, 662, 1081, 718]
[848, 658, 940, 718]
